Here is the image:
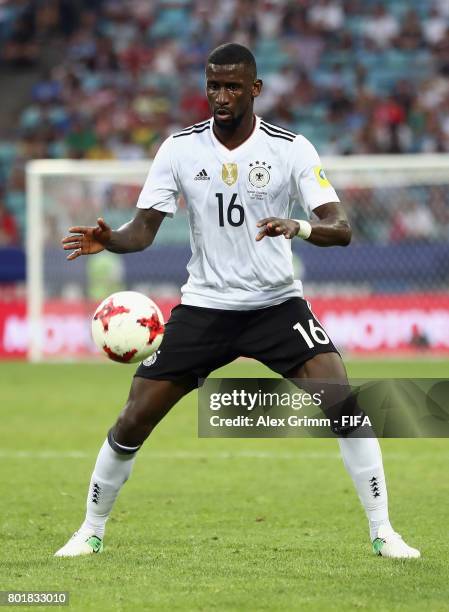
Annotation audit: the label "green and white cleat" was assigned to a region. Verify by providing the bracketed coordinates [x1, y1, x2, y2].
[372, 525, 420, 559]
[54, 530, 103, 557]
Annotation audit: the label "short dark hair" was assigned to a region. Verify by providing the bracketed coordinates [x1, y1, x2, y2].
[207, 43, 257, 78]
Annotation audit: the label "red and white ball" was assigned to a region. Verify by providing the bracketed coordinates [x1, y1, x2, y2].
[91, 291, 165, 363]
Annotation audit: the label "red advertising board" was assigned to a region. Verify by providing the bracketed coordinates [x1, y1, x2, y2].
[1, 294, 448, 359]
[0, 299, 177, 359]
[311, 294, 449, 353]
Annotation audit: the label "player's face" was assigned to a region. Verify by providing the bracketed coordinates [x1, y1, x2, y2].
[206, 63, 262, 129]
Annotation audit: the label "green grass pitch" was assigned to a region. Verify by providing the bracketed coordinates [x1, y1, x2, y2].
[1, 359, 449, 611]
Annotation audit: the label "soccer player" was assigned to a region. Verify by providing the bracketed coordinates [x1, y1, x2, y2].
[56, 43, 420, 559]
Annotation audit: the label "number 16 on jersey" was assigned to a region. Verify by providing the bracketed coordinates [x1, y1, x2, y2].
[216, 193, 245, 227]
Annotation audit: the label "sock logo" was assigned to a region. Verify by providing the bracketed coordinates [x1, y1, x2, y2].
[370, 476, 380, 498]
[91, 482, 101, 504]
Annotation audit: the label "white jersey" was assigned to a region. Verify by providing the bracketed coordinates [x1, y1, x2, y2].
[137, 115, 339, 310]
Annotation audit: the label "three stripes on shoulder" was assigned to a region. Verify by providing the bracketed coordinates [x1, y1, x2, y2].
[259, 120, 296, 142]
[174, 119, 296, 142]
[174, 120, 211, 138]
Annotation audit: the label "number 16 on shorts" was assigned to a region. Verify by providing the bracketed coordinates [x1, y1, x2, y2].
[293, 318, 330, 348]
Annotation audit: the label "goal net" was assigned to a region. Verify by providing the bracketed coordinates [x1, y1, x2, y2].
[24, 155, 449, 361]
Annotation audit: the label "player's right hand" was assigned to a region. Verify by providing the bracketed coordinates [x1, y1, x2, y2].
[61, 217, 112, 260]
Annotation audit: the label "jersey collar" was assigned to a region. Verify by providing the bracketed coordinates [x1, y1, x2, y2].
[210, 115, 261, 157]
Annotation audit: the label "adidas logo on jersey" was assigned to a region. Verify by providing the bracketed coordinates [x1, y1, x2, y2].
[194, 169, 210, 181]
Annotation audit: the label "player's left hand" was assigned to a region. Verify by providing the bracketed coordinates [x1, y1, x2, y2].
[255, 217, 300, 241]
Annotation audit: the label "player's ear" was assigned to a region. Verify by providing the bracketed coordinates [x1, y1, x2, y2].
[252, 78, 263, 99]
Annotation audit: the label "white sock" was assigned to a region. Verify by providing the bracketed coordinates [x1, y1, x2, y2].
[80, 436, 138, 539]
[338, 436, 392, 541]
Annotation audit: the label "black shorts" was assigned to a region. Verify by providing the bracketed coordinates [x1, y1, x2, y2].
[134, 297, 339, 388]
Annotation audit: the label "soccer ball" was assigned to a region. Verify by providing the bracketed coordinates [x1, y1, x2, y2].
[91, 291, 165, 363]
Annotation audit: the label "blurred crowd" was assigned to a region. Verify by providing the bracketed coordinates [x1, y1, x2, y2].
[0, 0, 449, 246]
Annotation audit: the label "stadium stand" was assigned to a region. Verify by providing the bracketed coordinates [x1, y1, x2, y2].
[0, 0, 448, 246]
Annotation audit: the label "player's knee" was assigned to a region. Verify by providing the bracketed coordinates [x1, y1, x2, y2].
[113, 378, 185, 446]
[114, 399, 156, 445]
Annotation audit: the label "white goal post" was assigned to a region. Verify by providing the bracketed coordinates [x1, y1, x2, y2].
[26, 154, 449, 361]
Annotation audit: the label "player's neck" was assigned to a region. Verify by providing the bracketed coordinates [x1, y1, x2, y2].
[212, 114, 256, 151]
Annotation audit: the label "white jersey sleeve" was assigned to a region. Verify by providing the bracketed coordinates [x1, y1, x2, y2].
[291, 135, 340, 216]
[136, 136, 178, 216]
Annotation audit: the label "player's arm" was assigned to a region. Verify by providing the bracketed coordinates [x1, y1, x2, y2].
[304, 201, 352, 246]
[61, 209, 166, 260]
[106, 208, 166, 253]
[256, 136, 352, 247]
[256, 202, 351, 247]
